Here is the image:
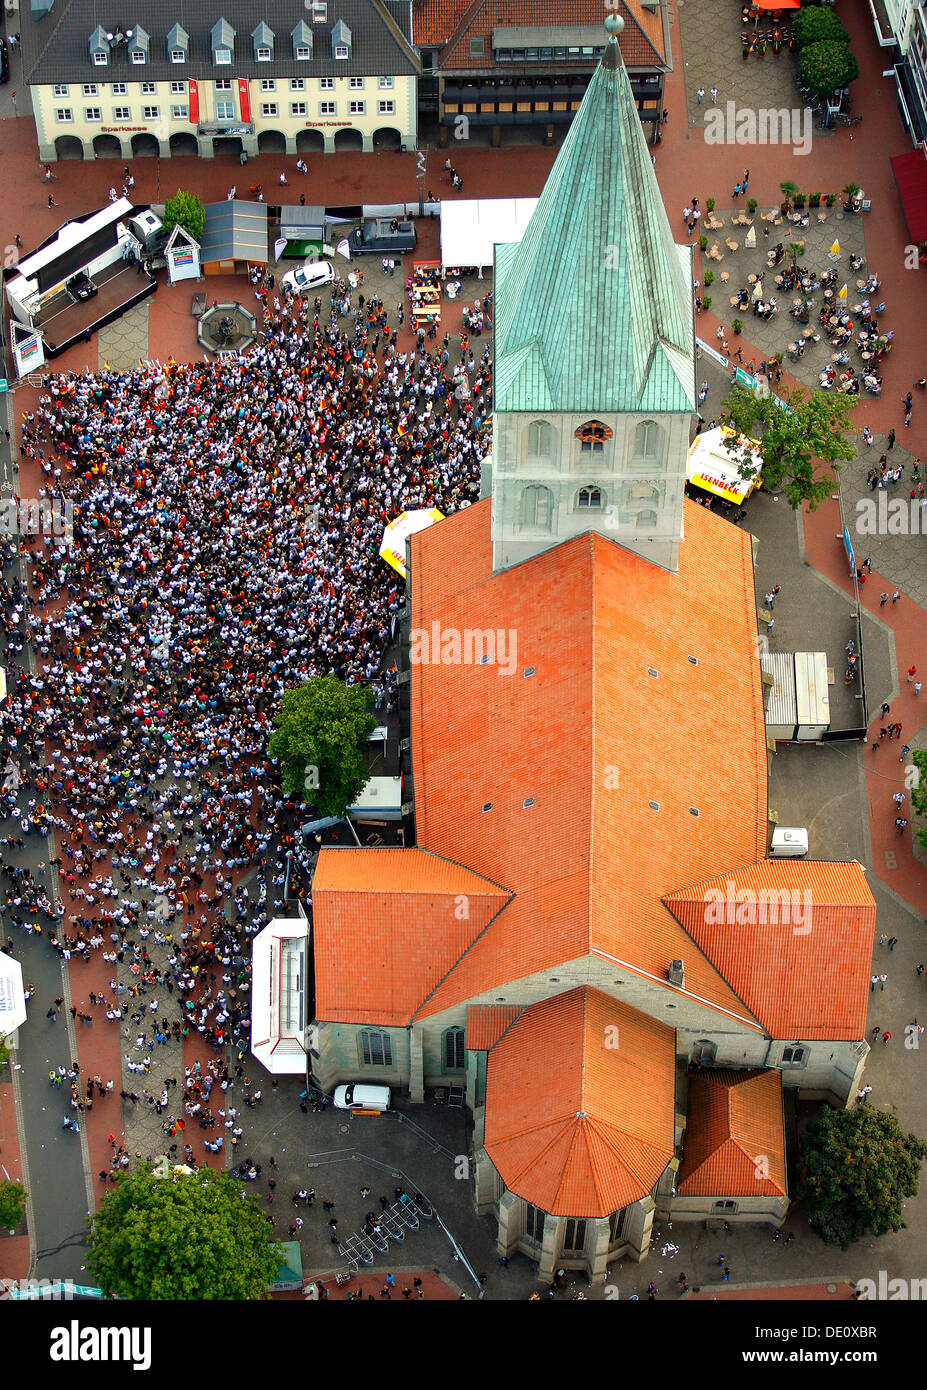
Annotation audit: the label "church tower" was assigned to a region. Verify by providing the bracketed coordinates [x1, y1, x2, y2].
[488, 14, 696, 575]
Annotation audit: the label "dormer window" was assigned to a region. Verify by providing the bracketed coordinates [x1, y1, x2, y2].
[257, 47, 271, 61]
[211, 18, 236, 67]
[296, 45, 310, 59]
[89, 26, 110, 66]
[128, 25, 150, 67]
[131, 50, 146, 64]
[93, 50, 109, 66]
[252, 22, 275, 64]
[291, 20, 313, 60]
[331, 19, 351, 59]
[167, 23, 189, 65]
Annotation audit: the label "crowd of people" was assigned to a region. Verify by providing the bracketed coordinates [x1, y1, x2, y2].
[0, 268, 491, 1168]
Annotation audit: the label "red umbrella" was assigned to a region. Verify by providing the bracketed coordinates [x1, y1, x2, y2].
[752, 0, 800, 9]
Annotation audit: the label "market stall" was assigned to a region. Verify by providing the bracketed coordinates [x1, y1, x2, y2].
[686, 425, 762, 504]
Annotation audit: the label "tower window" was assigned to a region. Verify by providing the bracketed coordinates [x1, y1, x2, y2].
[520, 484, 553, 531]
[576, 486, 603, 509]
[527, 420, 553, 457]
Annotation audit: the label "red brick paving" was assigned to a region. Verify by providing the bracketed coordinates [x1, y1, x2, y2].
[0, 1082, 30, 1280]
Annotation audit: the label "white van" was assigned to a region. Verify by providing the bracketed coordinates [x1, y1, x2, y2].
[769, 827, 809, 858]
[333, 1083, 391, 1112]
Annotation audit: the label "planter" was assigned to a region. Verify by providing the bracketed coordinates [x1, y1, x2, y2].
[732, 319, 743, 334]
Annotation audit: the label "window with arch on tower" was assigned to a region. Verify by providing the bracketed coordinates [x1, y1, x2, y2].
[526, 419, 554, 459]
[520, 484, 554, 531]
[576, 486, 604, 510]
[632, 419, 664, 469]
[575, 420, 612, 453]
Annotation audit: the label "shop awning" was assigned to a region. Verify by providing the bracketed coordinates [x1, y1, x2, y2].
[890, 146, 927, 242]
[687, 426, 762, 505]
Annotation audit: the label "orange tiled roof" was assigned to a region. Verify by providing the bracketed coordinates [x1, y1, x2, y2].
[677, 1069, 787, 1198]
[663, 860, 876, 1040]
[312, 848, 511, 1025]
[408, 498, 768, 1028]
[466, 1004, 523, 1049]
[431, 0, 667, 71]
[483, 987, 676, 1217]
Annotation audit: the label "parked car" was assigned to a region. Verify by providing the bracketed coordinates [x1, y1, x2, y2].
[281, 260, 335, 295]
[349, 217, 417, 255]
[333, 1083, 391, 1112]
[0, 37, 9, 84]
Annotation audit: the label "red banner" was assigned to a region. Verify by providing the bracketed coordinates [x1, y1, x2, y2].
[188, 78, 198, 124]
[237, 78, 250, 123]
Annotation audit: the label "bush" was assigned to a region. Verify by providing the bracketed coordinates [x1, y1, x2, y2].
[701, 296, 712, 312]
[698, 234, 708, 251]
[732, 318, 743, 334]
[704, 269, 715, 286]
[747, 198, 758, 215]
[825, 192, 837, 206]
[793, 5, 849, 48]
[706, 197, 716, 212]
[800, 39, 860, 96]
[808, 192, 821, 207]
[793, 192, 806, 208]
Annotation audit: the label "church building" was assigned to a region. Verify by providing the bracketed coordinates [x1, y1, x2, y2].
[303, 17, 876, 1285]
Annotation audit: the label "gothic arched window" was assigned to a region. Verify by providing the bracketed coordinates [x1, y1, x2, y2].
[527, 420, 554, 458]
[632, 420, 664, 468]
[520, 484, 553, 530]
[576, 486, 603, 509]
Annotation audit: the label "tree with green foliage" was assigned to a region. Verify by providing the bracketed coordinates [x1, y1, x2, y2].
[162, 189, 206, 243]
[719, 383, 857, 510]
[86, 1165, 283, 1299]
[799, 39, 860, 96]
[0, 1180, 27, 1230]
[267, 676, 376, 816]
[0, 1034, 10, 1069]
[908, 750, 927, 852]
[792, 6, 848, 48]
[796, 1104, 927, 1249]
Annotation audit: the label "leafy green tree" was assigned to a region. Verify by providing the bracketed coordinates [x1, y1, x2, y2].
[267, 676, 376, 816]
[162, 190, 206, 243]
[796, 1105, 927, 1249]
[86, 1165, 283, 1299]
[0, 1034, 10, 1068]
[799, 40, 860, 96]
[0, 1180, 27, 1230]
[719, 383, 857, 510]
[792, 6, 848, 48]
[909, 750, 927, 851]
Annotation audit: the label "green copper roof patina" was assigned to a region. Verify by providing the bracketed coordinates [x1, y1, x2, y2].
[494, 29, 696, 415]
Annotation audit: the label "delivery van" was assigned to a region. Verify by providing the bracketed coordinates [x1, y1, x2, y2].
[769, 827, 809, 858]
[333, 1083, 391, 1112]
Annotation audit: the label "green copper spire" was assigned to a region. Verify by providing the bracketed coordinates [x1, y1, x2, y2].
[493, 21, 696, 415]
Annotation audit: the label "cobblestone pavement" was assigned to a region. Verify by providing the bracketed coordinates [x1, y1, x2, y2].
[96, 302, 151, 374]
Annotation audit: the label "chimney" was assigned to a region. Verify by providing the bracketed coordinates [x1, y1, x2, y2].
[667, 959, 685, 988]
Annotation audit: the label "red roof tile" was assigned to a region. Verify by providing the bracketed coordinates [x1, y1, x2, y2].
[677, 1069, 787, 1198]
[466, 1004, 523, 1049]
[483, 987, 676, 1216]
[408, 498, 768, 1027]
[663, 860, 876, 1039]
[313, 848, 510, 1025]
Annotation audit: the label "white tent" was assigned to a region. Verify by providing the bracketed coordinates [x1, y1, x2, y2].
[0, 952, 26, 1038]
[440, 197, 539, 276]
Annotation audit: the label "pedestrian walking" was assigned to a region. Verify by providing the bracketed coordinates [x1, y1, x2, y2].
[871, 974, 879, 992]
[879, 973, 887, 989]
[710, 86, 718, 103]
[696, 87, 705, 104]
[888, 937, 898, 951]
[901, 746, 911, 762]
[880, 702, 891, 717]
[907, 664, 916, 680]
[880, 593, 889, 607]
[882, 1031, 892, 1044]
[887, 428, 896, 450]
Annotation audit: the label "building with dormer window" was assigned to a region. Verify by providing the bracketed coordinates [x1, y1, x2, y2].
[22, 0, 420, 162]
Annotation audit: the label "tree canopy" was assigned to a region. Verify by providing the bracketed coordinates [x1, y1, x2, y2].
[0, 1180, 27, 1230]
[796, 1104, 927, 1249]
[162, 189, 206, 243]
[86, 1165, 283, 1299]
[719, 382, 857, 509]
[267, 675, 376, 816]
[792, 6, 849, 48]
[799, 39, 860, 96]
